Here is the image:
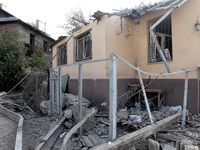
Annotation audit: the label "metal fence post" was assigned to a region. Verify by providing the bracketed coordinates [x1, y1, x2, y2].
[197, 68, 199, 114]
[56, 79, 59, 117]
[78, 64, 83, 136]
[182, 71, 189, 125]
[109, 53, 117, 141]
[59, 67, 62, 118]
[50, 69, 53, 116]
[137, 67, 154, 125]
[36, 73, 39, 109]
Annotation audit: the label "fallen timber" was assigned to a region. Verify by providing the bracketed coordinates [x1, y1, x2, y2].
[61, 108, 97, 150]
[90, 112, 182, 150]
[35, 115, 67, 150]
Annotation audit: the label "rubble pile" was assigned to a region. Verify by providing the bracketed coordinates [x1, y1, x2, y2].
[128, 112, 200, 150]
[1, 91, 200, 150]
[39, 93, 200, 149]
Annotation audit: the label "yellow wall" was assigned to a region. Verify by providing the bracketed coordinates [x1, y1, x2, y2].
[104, 15, 136, 78]
[134, 0, 200, 79]
[52, 16, 108, 79]
[52, 0, 200, 80]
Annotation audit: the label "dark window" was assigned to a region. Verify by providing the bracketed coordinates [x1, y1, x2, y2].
[149, 15, 172, 63]
[76, 31, 92, 61]
[30, 33, 35, 45]
[58, 43, 67, 66]
[43, 41, 49, 52]
[25, 33, 35, 55]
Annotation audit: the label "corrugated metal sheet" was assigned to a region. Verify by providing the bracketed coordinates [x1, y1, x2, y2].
[92, 0, 183, 26]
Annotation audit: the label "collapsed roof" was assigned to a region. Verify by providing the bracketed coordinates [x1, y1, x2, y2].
[92, 0, 186, 26]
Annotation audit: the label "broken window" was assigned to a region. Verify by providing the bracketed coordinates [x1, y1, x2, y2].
[25, 33, 35, 55]
[30, 33, 35, 45]
[76, 31, 92, 61]
[43, 40, 49, 52]
[149, 15, 172, 63]
[58, 43, 67, 66]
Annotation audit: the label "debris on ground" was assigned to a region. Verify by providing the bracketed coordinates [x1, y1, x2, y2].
[1, 91, 200, 150]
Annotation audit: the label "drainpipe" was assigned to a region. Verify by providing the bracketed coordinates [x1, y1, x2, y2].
[149, 0, 188, 73]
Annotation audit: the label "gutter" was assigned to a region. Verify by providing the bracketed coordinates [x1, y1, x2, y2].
[149, 0, 188, 73]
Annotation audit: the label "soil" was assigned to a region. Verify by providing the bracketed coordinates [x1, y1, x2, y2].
[0, 112, 17, 150]
[22, 116, 52, 150]
[0, 96, 54, 150]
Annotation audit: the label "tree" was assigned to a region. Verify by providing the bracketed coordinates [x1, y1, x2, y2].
[25, 45, 52, 71]
[0, 29, 27, 91]
[59, 8, 91, 35]
[27, 21, 36, 27]
[0, 29, 51, 91]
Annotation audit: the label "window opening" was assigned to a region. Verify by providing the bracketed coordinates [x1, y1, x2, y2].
[149, 15, 172, 63]
[76, 31, 92, 61]
[30, 33, 35, 45]
[43, 40, 49, 52]
[58, 43, 67, 66]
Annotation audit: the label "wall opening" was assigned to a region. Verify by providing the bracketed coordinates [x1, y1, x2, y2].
[149, 15, 172, 63]
[76, 31, 92, 61]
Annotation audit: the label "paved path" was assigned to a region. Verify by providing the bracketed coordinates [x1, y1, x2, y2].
[0, 112, 17, 150]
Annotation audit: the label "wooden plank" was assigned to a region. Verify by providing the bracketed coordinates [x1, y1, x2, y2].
[90, 112, 182, 150]
[61, 108, 96, 150]
[35, 116, 67, 150]
[0, 91, 6, 97]
[157, 133, 183, 142]
[158, 130, 187, 133]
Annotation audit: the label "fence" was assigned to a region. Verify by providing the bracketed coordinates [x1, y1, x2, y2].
[50, 52, 199, 142]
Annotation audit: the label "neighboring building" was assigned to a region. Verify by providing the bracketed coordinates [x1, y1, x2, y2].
[52, 0, 200, 113]
[0, 4, 55, 55]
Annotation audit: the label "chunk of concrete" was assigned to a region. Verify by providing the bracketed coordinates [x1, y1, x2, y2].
[65, 94, 90, 108]
[135, 102, 141, 109]
[148, 139, 160, 150]
[155, 111, 165, 121]
[184, 145, 198, 150]
[40, 100, 50, 115]
[180, 139, 193, 150]
[160, 106, 170, 113]
[65, 94, 77, 107]
[81, 136, 93, 148]
[162, 144, 176, 150]
[70, 103, 96, 131]
[117, 111, 128, 120]
[64, 121, 73, 129]
[101, 102, 107, 107]
[87, 134, 98, 146]
[64, 109, 72, 119]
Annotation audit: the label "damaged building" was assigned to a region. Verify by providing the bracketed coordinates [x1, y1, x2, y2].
[0, 3, 55, 55]
[2, 0, 200, 150]
[52, 0, 200, 114]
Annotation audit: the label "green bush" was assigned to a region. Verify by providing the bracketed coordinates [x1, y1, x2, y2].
[0, 31, 27, 91]
[0, 30, 51, 91]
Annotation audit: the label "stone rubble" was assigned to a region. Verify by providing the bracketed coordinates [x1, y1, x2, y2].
[38, 93, 200, 150]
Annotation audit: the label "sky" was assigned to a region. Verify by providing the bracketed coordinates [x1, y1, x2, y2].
[1, 0, 158, 40]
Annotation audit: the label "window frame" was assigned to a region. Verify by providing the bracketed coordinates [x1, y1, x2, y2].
[76, 31, 92, 61]
[148, 15, 173, 63]
[57, 43, 67, 66]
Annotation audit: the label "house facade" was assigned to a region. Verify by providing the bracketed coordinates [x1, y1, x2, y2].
[52, 0, 200, 113]
[0, 5, 55, 55]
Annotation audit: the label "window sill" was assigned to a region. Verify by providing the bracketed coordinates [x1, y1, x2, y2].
[76, 57, 92, 62]
[58, 64, 67, 67]
[147, 60, 173, 65]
